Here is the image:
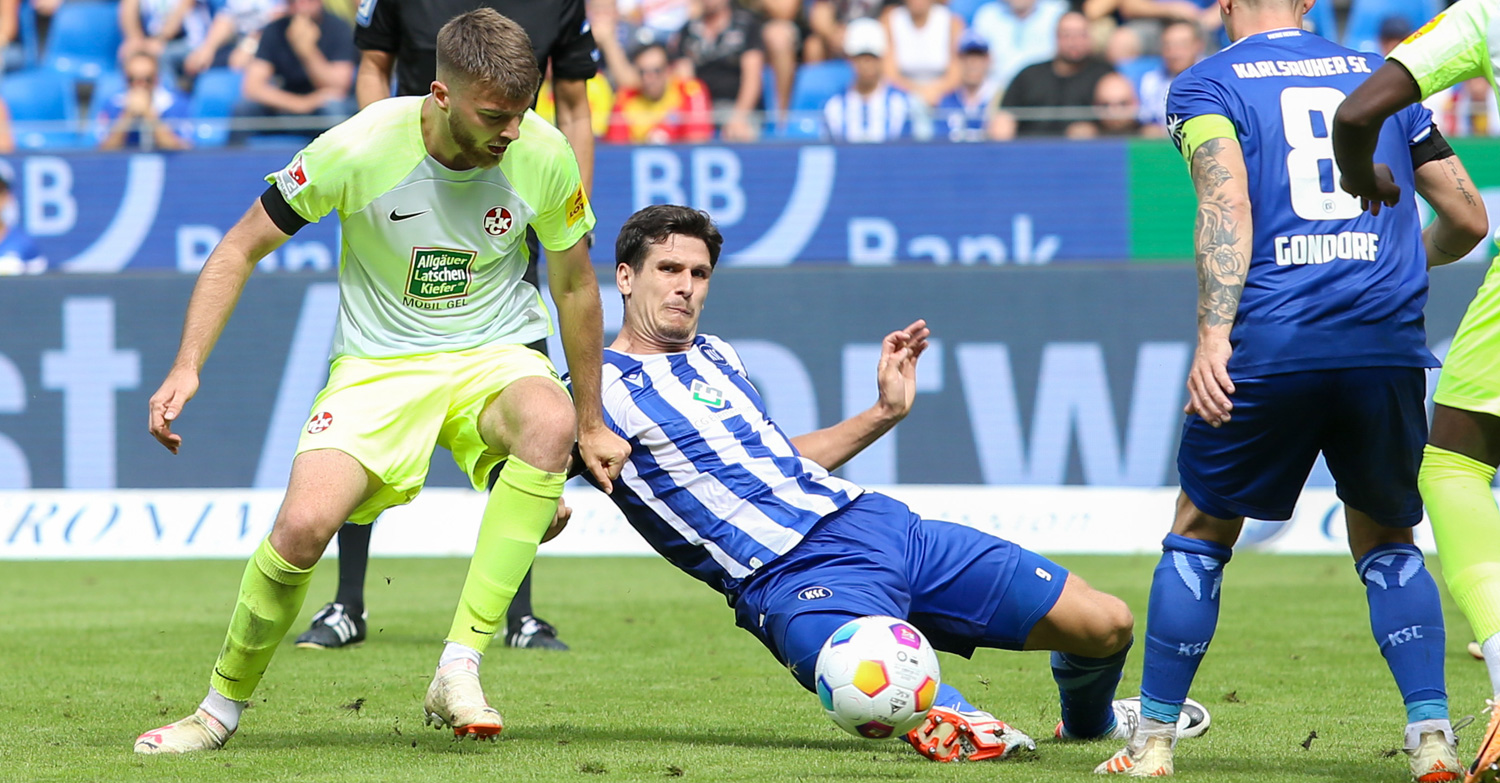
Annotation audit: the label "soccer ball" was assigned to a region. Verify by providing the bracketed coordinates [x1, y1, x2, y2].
[814, 615, 941, 739]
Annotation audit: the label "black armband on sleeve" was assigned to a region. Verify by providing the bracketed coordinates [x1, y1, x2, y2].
[260, 184, 310, 236]
[1411, 125, 1456, 168]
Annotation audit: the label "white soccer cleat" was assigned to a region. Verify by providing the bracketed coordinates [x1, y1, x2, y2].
[1407, 728, 1461, 783]
[133, 709, 232, 754]
[423, 659, 503, 740]
[904, 705, 1037, 762]
[1095, 734, 1175, 776]
[1057, 697, 1211, 741]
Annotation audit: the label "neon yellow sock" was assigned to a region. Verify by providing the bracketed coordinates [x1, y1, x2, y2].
[210, 538, 315, 702]
[1421, 444, 1500, 641]
[446, 457, 565, 653]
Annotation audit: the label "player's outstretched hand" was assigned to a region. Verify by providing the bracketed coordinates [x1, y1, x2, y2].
[1184, 334, 1235, 427]
[875, 320, 931, 421]
[148, 366, 200, 454]
[1341, 163, 1401, 215]
[542, 497, 572, 544]
[579, 425, 630, 494]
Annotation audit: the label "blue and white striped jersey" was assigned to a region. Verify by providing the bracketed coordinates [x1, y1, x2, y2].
[597, 335, 863, 597]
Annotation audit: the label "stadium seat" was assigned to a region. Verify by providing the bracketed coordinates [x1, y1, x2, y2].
[1343, 0, 1442, 52]
[788, 60, 852, 113]
[2, 68, 81, 148]
[1303, 0, 1337, 42]
[17, 1, 39, 70]
[189, 68, 242, 147]
[42, 1, 122, 81]
[951, 0, 990, 25]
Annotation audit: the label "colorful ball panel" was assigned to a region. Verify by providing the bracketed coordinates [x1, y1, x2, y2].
[852, 660, 890, 697]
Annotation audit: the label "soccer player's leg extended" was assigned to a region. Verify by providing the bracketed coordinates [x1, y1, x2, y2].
[429, 378, 570, 738]
[135, 449, 380, 754]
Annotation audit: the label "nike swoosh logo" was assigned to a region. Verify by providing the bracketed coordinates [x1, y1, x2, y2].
[471, 626, 495, 635]
[389, 209, 429, 222]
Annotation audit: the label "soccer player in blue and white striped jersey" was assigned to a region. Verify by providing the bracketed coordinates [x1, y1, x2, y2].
[574, 204, 1210, 761]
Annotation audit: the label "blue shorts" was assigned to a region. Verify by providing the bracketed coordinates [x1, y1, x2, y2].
[732, 492, 1069, 692]
[1178, 366, 1426, 527]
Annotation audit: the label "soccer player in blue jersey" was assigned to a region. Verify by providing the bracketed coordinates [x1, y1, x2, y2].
[1092, 0, 1489, 778]
[568, 204, 1211, 763]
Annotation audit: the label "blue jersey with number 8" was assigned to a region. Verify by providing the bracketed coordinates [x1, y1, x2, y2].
[1166, 28, 1437, 376]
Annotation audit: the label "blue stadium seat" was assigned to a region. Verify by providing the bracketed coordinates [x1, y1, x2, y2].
[788, 60, 853, 112]
[2, 68, 81, 148]
[42, 1, 122, 81]
[189, 68, 242, 147]
[951, 0, 990, 25]
[17, 1, 39, 70]
[1303, 0, 1337, 42]
[1343, 0, 1442, 52]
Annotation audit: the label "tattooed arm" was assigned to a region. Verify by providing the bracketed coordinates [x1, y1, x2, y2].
[1413, 154, 1490, 268]
[1185, 136, 1252, 428]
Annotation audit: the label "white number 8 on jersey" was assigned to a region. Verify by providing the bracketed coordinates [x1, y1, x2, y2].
[1282, 86, 1364, 221]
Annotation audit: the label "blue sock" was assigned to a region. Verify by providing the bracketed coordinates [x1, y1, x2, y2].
[934, 683, 976, 712]
[1357, 543, 1448, 723]
[1054, 641, 1131, 738]
[1139, 533, 1231, 725]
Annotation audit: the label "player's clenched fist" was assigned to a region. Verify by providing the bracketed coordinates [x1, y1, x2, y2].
[148, 366, 200, 454]
[578, 425, 630, 494]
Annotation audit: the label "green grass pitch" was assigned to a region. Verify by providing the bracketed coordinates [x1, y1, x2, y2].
[0, 554, 1489, 782]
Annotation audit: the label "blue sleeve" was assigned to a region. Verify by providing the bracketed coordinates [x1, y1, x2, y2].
[1164, 68, 1235, 154]
[1400, 101, 1436, 146]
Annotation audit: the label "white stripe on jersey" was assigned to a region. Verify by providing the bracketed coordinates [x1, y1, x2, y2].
[601, 335, 862, 589]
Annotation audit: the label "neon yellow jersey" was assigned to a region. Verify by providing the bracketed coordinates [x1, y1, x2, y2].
[266, 96, 596, 360]
[1388, 0, 1500, 102]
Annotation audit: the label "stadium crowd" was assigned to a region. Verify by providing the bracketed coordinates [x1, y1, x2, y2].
[0, 0, 1486, 148]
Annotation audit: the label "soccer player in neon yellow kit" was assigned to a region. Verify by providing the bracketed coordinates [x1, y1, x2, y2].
[133, 8, 629, 753]
[1335, 2, 1500, 780]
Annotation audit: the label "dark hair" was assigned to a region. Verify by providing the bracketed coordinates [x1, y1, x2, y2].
[1161, 18, 1205, 42]
[629, 42, 669, 63]
[616, 205, 724, 272]
[436, 9, 541, 103]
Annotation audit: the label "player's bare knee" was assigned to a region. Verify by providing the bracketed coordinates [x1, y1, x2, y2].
[267, 511, 339, 568]
[1095, 594, 1135, 655]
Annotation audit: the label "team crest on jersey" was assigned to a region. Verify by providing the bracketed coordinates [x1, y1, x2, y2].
[276, 155, 309, 201]
[483, 206, 514, 237]
[404, 247, 477, 308]
[306, 411, 333, 434]
[690, 379, 727, 409]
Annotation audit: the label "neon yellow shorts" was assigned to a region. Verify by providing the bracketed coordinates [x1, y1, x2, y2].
[1436, 256, 1500, 418]
[294, 343, 566, 524]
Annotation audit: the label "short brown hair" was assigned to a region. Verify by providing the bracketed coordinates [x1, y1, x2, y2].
[436, 9, 541, 102]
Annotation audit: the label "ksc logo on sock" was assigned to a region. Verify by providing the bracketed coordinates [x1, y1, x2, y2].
[798, 586, 832, 601]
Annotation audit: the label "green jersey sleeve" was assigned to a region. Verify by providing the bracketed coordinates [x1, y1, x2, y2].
[265, 134, 350, 224]
[264, 97, 429, 223]
[1388, 0, 1499, 100]
[505, 112, 597, 252]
